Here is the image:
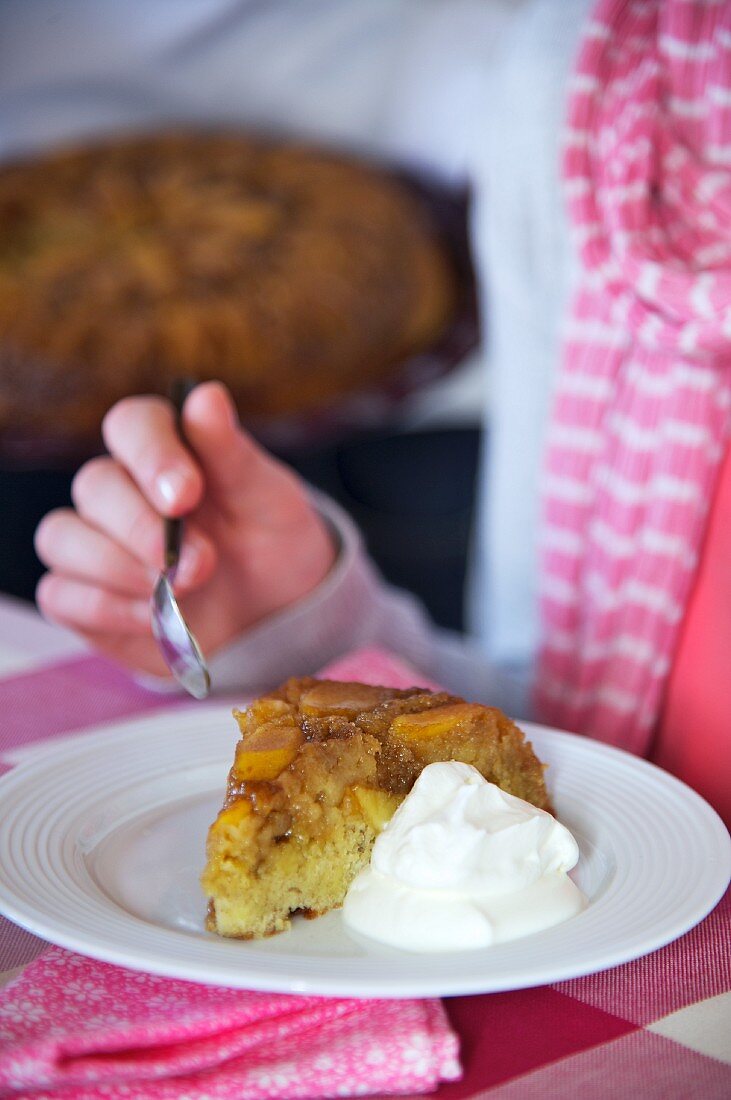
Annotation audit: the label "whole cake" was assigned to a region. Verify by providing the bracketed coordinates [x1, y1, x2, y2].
[0, 131, 457, 451]
[202, 678, 550, 939]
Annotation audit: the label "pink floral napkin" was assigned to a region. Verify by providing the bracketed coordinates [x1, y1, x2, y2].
[0, 947, 460, 1099]
[0, 648, 460, 1099]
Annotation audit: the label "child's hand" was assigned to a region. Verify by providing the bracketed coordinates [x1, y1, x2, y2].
[34, 382, 336, 677]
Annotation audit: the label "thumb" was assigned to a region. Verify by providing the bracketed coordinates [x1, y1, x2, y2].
[181, 382, 295, 518]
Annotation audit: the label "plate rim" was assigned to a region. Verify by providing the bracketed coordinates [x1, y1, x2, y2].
[0, 708, 729, 998]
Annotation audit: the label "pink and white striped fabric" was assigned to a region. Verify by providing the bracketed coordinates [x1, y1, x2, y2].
[536, 0, 731, 753]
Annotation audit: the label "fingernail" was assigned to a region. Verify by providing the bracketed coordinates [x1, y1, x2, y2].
[157, 470, 189, 508]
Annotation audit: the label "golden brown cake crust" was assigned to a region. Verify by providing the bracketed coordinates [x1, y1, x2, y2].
[202, 678, 551, 940]
[0, 131, 456, 448]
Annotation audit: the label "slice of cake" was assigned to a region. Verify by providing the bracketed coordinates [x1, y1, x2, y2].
[201, 678, 550, 939]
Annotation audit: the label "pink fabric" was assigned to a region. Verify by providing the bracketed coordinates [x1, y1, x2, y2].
[0, 655, 176, 755]
[319, 647, 440, 691]
[653, 438, 731, 827]
[553, 876, 731, 1026]
[536, 0, 731, 753]
[0, 948, 459, 1099]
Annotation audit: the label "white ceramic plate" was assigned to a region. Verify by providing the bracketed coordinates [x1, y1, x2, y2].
[0, 706, 729, 998]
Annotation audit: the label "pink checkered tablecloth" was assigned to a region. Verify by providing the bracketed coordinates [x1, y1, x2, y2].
[0, 594, 729, 1098]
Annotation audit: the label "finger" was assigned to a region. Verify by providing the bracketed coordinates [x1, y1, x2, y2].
[70, 457, 216, 586]
[182, 382, 298, 520]
[36, 574, 152, 636]
[34, 508, 154, 597]
[102, 394, 204, 516]
[72, 630, 174, 680]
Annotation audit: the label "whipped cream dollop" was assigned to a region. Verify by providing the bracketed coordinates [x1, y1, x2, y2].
[343, 761, 585, 952]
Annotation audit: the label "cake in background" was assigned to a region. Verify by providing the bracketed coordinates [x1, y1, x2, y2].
[0, 130, 475, 461]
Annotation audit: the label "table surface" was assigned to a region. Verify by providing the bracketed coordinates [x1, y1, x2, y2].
[0, 593, 729, 1099]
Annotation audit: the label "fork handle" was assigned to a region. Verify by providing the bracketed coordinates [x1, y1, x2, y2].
[163, 377, 197, 576]
[164, 517, 182, 575]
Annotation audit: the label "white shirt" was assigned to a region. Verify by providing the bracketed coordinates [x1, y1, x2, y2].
[1, 0, 591, 712]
